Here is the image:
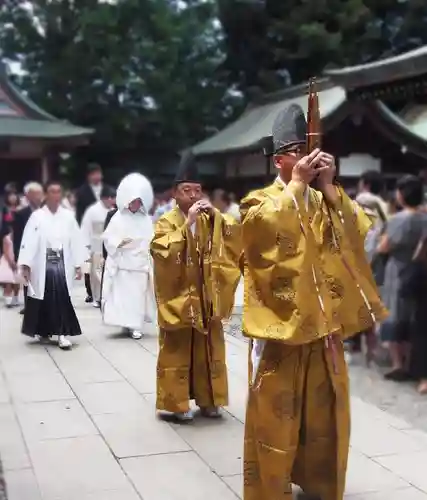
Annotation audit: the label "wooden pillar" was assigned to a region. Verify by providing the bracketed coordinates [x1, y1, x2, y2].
[40, 156, 50, 184]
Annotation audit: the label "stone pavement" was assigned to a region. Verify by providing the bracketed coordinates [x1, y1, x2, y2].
[0, 287, 427, 499]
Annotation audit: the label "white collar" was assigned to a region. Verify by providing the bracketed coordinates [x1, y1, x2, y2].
[43, 205, 62, 216]
[276, 176, 309, 209]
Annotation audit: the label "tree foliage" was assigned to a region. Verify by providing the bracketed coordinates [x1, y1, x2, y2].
[0, 0, 240, 154]
[218, 0, 427, 93]
[1, 0, 427, 161]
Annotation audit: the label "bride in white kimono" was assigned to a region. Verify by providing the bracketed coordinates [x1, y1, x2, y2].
[102, 173, 157, 339]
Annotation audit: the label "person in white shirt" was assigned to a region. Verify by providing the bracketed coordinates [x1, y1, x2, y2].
[81, 186, 116, 307]
[76, 164, 104, 303]
[356, 170, 389, 219]
[61, 190, 77, 215]
[102, 173, 157, 340]
[152, 194, 176, 222]
[211, 189, 241, 222]
[18, 181, 87, 349]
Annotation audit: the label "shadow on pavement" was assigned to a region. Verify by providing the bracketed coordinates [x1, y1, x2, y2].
[0, 455, 7, 500]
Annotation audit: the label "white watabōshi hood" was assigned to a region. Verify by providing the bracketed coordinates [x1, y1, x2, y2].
[116, 173, 154, 213]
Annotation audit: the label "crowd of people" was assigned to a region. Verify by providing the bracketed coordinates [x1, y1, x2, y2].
[348, 169, 427, 395]
[0, 104, 427, 499]
[1, 164, 427, 391]
[0, 163, 241, 344]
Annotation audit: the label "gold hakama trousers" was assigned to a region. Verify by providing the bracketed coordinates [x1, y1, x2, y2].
[156, 320, 228, 412]
[244, 338, 350, 500]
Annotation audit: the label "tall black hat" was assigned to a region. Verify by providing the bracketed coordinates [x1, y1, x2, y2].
[174, 150, 202, 185]
[265, 104, 307, 156]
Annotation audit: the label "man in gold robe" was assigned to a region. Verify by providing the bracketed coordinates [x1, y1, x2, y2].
[151, 152, 241, 422]
[241, 104, 387, 500]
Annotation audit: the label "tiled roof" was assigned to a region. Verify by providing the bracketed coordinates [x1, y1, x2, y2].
[193, 80, 346, 156]
[0, 62, 93, 139]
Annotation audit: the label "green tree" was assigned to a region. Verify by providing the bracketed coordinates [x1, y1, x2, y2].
[126, 0, 240, 149]
[0, 0, 241, 155]
[218, 0, 427, 93]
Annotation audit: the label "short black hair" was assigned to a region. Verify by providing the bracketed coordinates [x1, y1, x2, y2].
[87, 163, 101, 174]
[396, 174, 424, 207]
[44, 180, 62, 193]
[4, 182, 17, 194]
[360, 170, 384, 195]
[101, 186, 116, 199]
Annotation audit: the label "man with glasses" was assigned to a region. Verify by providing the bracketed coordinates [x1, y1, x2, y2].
[240, 104, 386, 500]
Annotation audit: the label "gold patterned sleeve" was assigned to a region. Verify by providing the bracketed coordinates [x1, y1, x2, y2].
[335, 187, 373, 242]
[240, 182, 317, 317]
[150, 217, 188, 261]
[221, 213, 242, 271]
[150, 216, 189, 304]
[210, 213, 242, 318]
[241, 181, 310, 260]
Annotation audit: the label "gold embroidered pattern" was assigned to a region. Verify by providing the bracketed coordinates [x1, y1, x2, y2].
[324, 275, 345, 299]
[276, 231, 298, 256]
[272, 276, 296, 302]
[244, 460, 260, 486]
[299, 314, 318, 338]
[324, 224, 341, 254]
[176, 366, 189, 383]
[357, 304, 373, 328]
[265, 322, 284, 338]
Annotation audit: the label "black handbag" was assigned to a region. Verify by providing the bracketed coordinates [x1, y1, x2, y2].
[371, 251, 388, 287]
[399, 236, 427, 298]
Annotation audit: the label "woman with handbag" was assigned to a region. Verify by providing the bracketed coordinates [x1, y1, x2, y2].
[377, 175, 427, 393]
[351, 198, 388, 365]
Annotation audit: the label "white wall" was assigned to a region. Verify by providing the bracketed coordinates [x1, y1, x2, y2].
[339, 154, 381, 177]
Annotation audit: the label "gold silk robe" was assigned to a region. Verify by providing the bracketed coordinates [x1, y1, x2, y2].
[151, 206, 241, 413]
[241, 179, 387, 500]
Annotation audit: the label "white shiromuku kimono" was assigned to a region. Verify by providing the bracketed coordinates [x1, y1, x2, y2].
[102, 174, 157, 335]
[18, 205, 88, 338]
[81, 200, 110, 302]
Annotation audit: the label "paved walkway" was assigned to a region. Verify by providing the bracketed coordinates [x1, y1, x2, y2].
[0, 287, 427, 499]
